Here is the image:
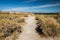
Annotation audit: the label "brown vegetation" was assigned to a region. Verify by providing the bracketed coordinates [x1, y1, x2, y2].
[0, 12, 60, 40]
[35, 14, 60, 37]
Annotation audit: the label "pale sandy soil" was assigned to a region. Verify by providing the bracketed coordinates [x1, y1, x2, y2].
[4, 14, 60, 40]
[16, 15, 54, 40]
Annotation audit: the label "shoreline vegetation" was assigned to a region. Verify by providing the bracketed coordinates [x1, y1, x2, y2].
[0, 12, 60, 40]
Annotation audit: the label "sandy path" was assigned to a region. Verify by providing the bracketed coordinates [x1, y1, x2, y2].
[16, 15, 54, 40]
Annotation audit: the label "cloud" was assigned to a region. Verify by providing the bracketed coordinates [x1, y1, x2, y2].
[22, 0, 37, 3]
[3, 7, 31, 11]
[32, 3, 60, 8]
[3, 3, 60, 11]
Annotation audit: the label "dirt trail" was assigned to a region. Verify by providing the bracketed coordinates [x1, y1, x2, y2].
[16, 15, 53, 40]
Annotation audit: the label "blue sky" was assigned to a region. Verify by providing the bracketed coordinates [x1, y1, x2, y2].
[0, 0, 60, 13]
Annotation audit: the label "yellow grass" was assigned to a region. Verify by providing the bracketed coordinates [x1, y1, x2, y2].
[0, 12, 60, 40]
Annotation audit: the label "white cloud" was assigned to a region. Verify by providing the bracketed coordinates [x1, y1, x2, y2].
[3, 7, 31, 11]
[3, 3, 60, 11]
[22, 0, 37, 3]
[32, 3, 60, 8]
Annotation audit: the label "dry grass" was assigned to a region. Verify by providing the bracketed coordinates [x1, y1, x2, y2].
[0, 12, 27, 40]
[0, 12, 60, 40]
[35, 14, 60, 37]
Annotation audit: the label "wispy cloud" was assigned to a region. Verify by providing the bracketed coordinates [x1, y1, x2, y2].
[22, 0, 37, 3]
[3, 3, 60, 11]
[32, 3, 60, 8]
[3, 7, 31, 11]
